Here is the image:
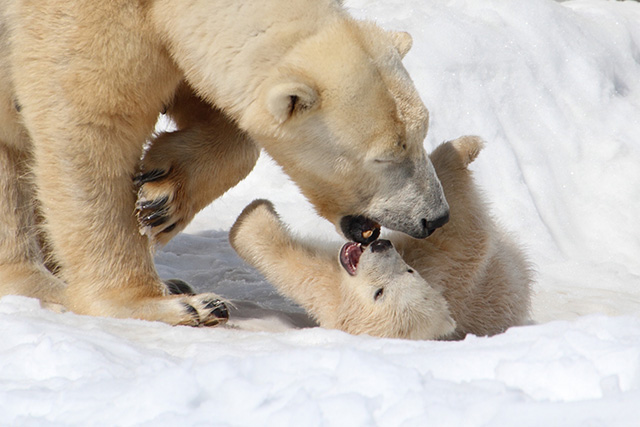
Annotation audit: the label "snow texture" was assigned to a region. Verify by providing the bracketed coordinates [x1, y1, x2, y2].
[2, 0, 640, 425]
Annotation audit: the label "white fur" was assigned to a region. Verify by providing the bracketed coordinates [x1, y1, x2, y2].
[231, 136, 533, 339]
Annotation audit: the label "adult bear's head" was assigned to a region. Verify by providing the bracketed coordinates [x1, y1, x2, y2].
[243, 18, 449, 243]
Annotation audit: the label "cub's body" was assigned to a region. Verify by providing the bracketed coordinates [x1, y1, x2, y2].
[231, 137, 532, 339]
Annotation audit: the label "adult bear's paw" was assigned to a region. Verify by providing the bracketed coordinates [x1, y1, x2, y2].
[170, 293, 230, 327]
[134, 165, 193, 246]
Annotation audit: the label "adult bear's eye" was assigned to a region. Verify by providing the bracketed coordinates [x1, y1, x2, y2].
[374, 288, 384, 301]
[407, 268, 414, 274]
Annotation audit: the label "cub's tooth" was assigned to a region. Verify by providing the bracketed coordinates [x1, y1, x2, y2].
[362, 230, 373, 239]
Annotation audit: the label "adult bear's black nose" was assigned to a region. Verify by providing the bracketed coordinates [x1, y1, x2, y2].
[370, 239, 393, 253]
[423, 211, 450, 237]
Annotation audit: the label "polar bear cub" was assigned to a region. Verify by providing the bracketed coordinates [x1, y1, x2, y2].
[230, 201, 456, 340]
[230, 136, 532, 339]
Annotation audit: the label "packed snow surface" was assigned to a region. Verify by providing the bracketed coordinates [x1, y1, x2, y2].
[2, 0, 640, 425]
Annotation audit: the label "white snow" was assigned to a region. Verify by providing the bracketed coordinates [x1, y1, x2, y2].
[2, 0, 640, 425]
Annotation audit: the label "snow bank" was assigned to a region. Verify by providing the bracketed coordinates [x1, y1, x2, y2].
[2, 0, 639, 425]
[2, 296, 640, 426]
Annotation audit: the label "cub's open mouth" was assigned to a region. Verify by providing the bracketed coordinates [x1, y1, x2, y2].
[339, 242, 363, 276]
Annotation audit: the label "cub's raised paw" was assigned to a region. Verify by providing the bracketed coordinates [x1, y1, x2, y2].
[134, 167, 191, 246]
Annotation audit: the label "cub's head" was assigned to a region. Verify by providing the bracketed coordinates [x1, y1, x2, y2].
[335, 239, 455, 340]
[242, 18, 449, 244]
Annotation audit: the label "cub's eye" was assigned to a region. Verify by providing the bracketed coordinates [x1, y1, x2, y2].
[407, 269, 414, 274]
[374, 287, 384, 301]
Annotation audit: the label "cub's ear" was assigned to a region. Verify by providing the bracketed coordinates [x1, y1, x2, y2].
[266, 82, 318, 124]
[429, 136, 485, 173]
[452, 135, 485, 167]
[389, 31, 413, 58]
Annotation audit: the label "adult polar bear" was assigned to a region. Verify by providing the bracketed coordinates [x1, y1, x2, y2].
[0, 0, 449, 326]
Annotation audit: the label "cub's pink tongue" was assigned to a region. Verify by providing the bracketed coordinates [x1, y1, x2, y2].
[340, 242, 362, 276]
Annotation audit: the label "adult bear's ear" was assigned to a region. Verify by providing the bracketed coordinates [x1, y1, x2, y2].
[266, 82, 319, 124]
[389, 31, 412, 58]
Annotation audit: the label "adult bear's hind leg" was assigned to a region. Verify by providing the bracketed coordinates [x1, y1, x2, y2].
[0, 139, 67, 305]
[0, 15, 66, 306]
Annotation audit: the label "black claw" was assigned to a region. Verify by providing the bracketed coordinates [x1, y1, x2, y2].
[182, 303, 200, 323]
[205, 299, 229, 319]
[204, 299, 222, 310]
[134, 169, 168, 186]
[202, 319, 220, 327]
[147, 215, 170, 228]
[137, 209, 169, 228]
[165, 279, 196, 295]
[161, 223, 177, 234]
[140, 207, 169, 223]
[136, 196, 169, 212]
[212, 305, 229, 320]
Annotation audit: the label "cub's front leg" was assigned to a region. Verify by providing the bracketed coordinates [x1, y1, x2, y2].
[137, 84, 260, 246]
[229, 200, 341, 316]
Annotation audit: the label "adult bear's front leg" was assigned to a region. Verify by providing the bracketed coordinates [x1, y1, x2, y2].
[8, 1, 229, 326]
[136, 83, 260, 246]
[27, 118, 228, 325]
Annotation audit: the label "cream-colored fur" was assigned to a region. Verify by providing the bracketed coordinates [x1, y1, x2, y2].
[0, 0, 447, 325]
[392, 136, 532, 338]
[230, 137, 532, 339]
[230, 200, 456, 340]
[140, 5, 449, 242]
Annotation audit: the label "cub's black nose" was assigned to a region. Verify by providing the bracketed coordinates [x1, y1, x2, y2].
[370, 239, 392, 253]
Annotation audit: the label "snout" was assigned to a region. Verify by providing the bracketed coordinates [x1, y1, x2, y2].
[358, 148, 450, 239]
[379, 206, 449, 239]
[423, 211, 449, 237]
